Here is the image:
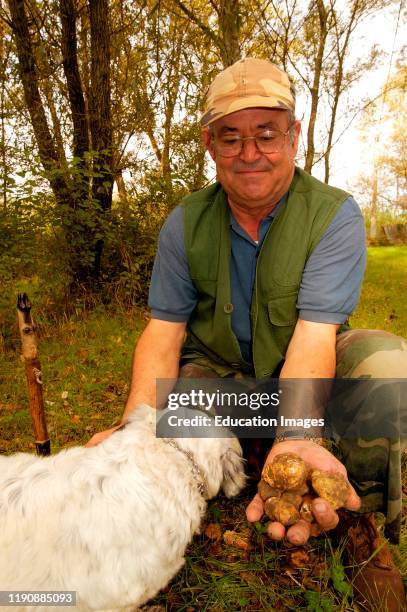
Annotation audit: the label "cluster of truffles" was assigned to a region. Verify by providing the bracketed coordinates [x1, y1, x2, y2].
[258, 452, 350, 527]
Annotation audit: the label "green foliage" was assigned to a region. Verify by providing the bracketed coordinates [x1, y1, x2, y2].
[207, 502, 223, 522]
[330, 556, 352, 599]
[304, 590, 334, 612]
[100, 196, 160, 307]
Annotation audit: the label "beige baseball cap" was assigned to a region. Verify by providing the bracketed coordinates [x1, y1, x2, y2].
[201, 57, 295, 127]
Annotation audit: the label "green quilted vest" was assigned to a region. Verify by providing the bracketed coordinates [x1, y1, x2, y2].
[181, 167, 349, 378]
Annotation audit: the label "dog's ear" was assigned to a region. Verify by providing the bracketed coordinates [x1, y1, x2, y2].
[221, 447, 247, 498]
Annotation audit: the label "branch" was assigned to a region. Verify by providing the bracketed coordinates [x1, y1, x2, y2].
[312, 84, 403, 166]
[170, 0, 222, 49]
[0, 8, 12, 27]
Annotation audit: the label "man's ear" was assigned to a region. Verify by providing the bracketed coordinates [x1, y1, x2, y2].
[291, 120, 302, 156]
[202, 127, 216, 161]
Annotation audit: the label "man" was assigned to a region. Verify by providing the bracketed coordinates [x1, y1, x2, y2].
[89, 58, 406, 609]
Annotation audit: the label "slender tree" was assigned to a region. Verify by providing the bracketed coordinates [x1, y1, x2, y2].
[6, 0, 113, 283]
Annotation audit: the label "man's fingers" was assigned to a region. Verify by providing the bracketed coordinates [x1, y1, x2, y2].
[344, 484, 362, 511]
[310, 522, 322, 537]
[267, 521, 286, 541]
[246, 493, 264, 522]
[85, 433, 104, 448]
[311, 497, 339, 531]
[85, 426, 119, 448]
[286, 519, 311, 545]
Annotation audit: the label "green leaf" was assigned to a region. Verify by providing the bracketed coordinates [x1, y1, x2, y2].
[207, 503, 223, 521]
[331, 560, 353, 597]
[305, 591, 333, 612]
[254, 521, 267, 534]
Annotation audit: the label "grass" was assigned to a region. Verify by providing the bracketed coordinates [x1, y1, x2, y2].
[350, 246, 407, 336]
[0, 245, 406, 611]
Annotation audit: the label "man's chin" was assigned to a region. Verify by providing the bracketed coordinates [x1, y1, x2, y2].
[232, 189, 276, 208]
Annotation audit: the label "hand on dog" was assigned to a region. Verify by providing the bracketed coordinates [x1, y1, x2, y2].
[85, 425, 123, 447]
[245, 440, 361, 544]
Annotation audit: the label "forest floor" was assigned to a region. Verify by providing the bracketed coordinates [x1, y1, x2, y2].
[0, 246, 406, 611]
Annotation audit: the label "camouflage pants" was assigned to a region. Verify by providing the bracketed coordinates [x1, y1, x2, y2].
[179, 329, 407, 543]
[335, 329, 407, 543]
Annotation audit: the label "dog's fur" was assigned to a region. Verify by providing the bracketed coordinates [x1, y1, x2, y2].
[0, 405, 246, 612]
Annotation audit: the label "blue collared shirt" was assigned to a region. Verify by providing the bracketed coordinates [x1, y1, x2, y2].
[148, 193, 366, 364]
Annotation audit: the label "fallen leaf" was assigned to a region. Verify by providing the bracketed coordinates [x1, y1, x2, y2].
[313, 561, 327, 577]
[71, 415, 81, 424]
[102, 391, 118, 402]
[239, 571, 257, 584]
[205, 523, 222, 540]
[290, 549, 310, 568]
[302, 577, 321, 591]
[223, 530, 252, 551]
[207, 542, 222, 556]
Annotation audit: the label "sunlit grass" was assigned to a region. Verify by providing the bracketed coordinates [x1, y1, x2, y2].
[350, 246, 407, 336]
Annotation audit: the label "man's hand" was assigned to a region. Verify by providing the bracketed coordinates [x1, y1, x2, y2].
[85, 424, 123, 448]
[246, 440, 361, 544]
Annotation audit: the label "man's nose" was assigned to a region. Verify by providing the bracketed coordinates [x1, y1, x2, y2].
[238, 137, 261, 163]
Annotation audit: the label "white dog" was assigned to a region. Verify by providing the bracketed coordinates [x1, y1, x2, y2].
[0, 405, 246, 612]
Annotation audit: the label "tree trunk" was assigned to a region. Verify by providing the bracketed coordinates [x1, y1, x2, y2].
[115, 168, 127, 199]
[7, 0, 73, 203]
[304, 0, 328, 174]
[324, 2, 358, 183]
[8, 0, 114, 284]
[161, 18, 185, 194]
[219, 0, 241, 66]
[89, 0, 113, 277]
[370, 163, 378, 242]
[0, 56, 7, 210]
[0, 0, 8, 210]
[59, 0, 90, 163]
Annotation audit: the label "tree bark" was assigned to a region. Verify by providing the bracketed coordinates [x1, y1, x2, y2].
[0, 0, 8, 210]
[89, 0, 113, 276]
[161, 17, 185, 192]
[115, 167, 127, 198]
[324, 2, 358, 183]
[59, 0, 90, 162]
[7, 0, 73, 203]
[218, 0, 241, 66]
[304, 0, 329, 174]
[370, 163, 378, 242]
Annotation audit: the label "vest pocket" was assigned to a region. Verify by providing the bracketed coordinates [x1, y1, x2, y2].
[267, 291, 299, 326]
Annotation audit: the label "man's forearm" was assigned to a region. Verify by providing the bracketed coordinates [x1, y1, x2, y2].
[280, 319, 337, 378]
[276, 320, 338, 439]
[122, 320, 186, 420]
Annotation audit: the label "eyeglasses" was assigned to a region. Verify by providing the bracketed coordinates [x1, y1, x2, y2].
[212, 129, 290, 157]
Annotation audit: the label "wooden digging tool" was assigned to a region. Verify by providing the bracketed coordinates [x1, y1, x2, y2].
[17, 293, 50, 456]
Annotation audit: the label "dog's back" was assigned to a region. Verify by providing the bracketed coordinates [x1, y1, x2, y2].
[0, 405, 245, 611]
[0, 409, 203, 610]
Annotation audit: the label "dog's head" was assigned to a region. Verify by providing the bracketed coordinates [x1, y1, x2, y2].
[131, 405, 247, 500]
[175, 431, 247, 500]
[219, 436, 247, 498]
